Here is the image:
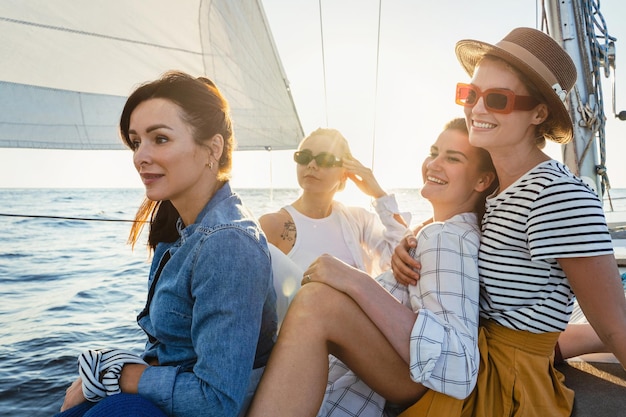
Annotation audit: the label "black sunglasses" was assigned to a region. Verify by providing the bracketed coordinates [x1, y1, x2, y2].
[293, 150, 343, 168]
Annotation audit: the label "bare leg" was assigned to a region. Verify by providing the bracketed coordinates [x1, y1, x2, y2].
[558, 323, 607, 360]
[246, 283, 427, 417]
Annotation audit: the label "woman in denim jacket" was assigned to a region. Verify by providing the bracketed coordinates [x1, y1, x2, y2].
[56, 71, 277, 417]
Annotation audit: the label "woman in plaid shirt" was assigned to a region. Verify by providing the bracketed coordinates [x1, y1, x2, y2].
[246, 118, 497, 417]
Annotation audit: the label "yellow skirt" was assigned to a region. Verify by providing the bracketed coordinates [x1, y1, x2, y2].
[399, 320, 574, 417]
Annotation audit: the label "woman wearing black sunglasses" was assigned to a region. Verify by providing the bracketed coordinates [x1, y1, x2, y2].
[246, 118, 498, 417]
[259, 127, 410, 322]
[391, 28, 626, 417]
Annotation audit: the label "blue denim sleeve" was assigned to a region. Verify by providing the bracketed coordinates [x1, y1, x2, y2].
[138, 227, 272, 417]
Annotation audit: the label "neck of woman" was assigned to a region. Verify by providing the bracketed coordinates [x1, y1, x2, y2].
[431, 200, 476, 223]
[175, 180, 224, 227]
[493, 148, 550, 192]
[293, 193, 334, 219]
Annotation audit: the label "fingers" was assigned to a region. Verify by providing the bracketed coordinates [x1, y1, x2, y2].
[344, 163, 370, 183]
[302, 254, 346, 286]
[60, 378, 84, 411]
[343, 160, 385, 198]
[301, 257, 321, 285]
[391, 256, 419, 286]
[391, 237, 420, 286]
[342, 157, 370, 179]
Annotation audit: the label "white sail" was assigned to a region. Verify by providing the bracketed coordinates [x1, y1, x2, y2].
[0, 0, 303, 150]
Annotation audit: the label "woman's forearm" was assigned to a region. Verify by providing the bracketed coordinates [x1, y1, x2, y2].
[346, 272, 417, 362]
[120, 363, 147, 394]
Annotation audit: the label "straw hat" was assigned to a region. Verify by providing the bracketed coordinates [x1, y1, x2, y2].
[455, 27, 577, 143]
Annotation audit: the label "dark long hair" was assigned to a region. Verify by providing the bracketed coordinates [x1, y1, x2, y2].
[444, 117, 498, 224]
[120, 71, 235, 250]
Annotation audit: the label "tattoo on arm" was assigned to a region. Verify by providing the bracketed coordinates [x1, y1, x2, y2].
[280, 221, 297, 247]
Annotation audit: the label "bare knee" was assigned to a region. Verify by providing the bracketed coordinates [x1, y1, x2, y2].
[291, 283, 343, 314]
[280, 283, 348, 332]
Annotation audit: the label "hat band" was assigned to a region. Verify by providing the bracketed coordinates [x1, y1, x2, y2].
[495, 40, 566, 102]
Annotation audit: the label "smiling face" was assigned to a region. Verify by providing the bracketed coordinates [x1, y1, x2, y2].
[295, 133, 347, 195]
[129, 98, 213, 208]
[464, 57, 547, 154]
[421, 127, 494, 221]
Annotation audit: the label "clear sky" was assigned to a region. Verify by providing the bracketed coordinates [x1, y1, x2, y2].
[1, 0, 625, 191]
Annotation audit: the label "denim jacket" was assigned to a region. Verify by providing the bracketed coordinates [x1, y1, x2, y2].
[136, 182, 277, 416]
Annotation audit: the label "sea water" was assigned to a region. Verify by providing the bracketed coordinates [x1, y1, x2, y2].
[2, 187, 626, 416]
[0, 187, 432, 416]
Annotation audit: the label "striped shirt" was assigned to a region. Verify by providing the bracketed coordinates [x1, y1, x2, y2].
[478, 160, 613, 333]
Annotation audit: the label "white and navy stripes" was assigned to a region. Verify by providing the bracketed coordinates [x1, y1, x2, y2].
[478, 160, 613, 333]
[78, 348, 147, 402]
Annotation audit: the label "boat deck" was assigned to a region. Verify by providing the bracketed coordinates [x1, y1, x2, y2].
[563, 238, 626, 416]
[558, 355, 626, 416]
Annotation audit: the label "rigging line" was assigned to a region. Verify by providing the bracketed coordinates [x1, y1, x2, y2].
[318, 0, 329, 127]
[0, 213, 144, 223]
[582, 0, 612, 197]
[370, 0, 383, 172]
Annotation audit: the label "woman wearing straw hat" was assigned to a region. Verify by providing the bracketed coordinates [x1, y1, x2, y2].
[393, 27, 626, 416]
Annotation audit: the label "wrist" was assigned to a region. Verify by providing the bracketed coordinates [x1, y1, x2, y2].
[119, 363, 147, 394]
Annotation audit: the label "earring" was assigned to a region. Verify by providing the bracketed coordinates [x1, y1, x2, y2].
[208, 162, 214, 170]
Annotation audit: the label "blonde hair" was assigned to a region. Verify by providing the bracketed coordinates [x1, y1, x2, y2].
[300, 128, 352, 158]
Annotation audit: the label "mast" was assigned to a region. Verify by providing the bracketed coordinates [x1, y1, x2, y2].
[543, 0, 605, 196]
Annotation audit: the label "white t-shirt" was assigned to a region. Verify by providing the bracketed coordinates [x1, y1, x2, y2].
[283, 205, 357, 271]
[270, 194, 410, 324]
